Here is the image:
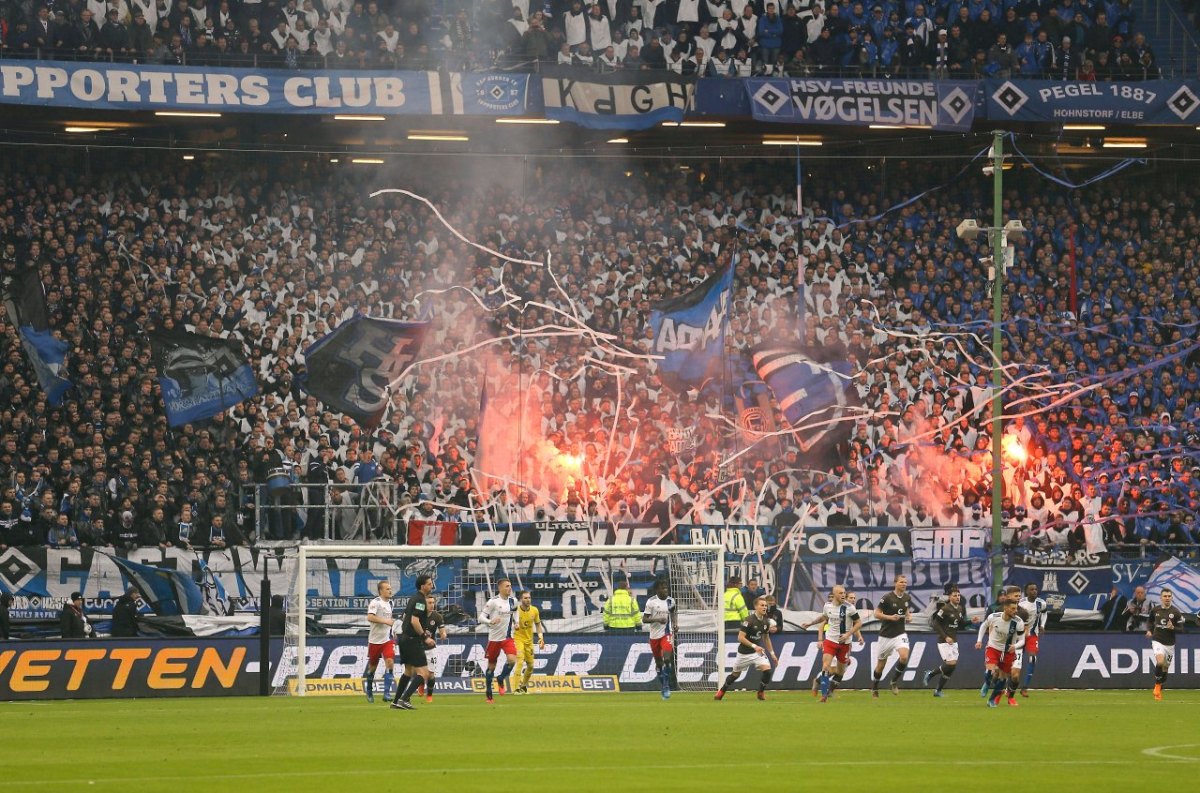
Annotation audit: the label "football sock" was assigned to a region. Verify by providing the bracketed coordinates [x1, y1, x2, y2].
[1154, 667, 1168, 685]
[991, 677, 1008, 701]
[1006, 679, 1016, 697]
[722, 672, 739, 691]
[983, 670, 994, 688]
[401, 672, 422, 702]
[393, 674, 410, 704]
[382, 671, 394, 698]
[758, 669, 773, 692]
[498, 662, 512, 687]
[425, 674, 435, 697]
[937, 664, 954, 692]
[485, 670, 494, 696]
[1022, 656, 1037, 688]
[831, 673, 843, 691]
[890, 662, 907, 683]
[872, 671, 882, 689]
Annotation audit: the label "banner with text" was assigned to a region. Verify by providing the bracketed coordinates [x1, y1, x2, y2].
[1007, 549, 1113, 610]
[747, 78, 977, 131]
[986, 79, 1200, 124]
[0, 61, 529, 116]
[542, 66, 694, 129]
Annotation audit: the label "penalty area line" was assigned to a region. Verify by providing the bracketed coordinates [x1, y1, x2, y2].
[1142, 745, 1200, 762]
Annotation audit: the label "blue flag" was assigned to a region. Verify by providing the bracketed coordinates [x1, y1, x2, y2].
[108, 554, 205, 617]
[149, 329, 259, 426]
[752, 346, 859, 462]
[6, 274, 72, 405]
[300, 316, 429, 428]
[1145, 555, 1200, 612]
[648, 264, 733, 392]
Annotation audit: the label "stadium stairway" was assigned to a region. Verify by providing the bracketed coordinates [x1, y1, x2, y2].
[1138, 0, 1200, 76]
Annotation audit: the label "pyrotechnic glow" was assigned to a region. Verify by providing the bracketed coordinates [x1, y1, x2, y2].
[559, 453, 584, 473]
[1002, 436, 1027, 464]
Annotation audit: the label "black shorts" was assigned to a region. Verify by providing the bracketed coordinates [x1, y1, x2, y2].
[398, 637, 428, 668]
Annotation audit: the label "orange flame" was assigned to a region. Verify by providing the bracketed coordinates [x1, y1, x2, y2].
[1001, 436, 1027, 464]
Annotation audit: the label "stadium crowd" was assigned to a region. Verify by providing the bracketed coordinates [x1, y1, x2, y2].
[0, 147, 1199, 555]
[0, 0, 1164, 79]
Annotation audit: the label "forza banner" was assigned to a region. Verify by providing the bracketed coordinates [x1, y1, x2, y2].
[747, 78, 977, 131]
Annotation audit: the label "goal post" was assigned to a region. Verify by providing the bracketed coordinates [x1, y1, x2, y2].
[281, 543, 725, 696]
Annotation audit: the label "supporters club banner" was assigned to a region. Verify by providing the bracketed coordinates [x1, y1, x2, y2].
[148, 329, 259, 426]
[677, 525, 782, 594]
[541, 66, 694, 130]
[985, 79, 1200, 124]
[0, 61, 529, 116]
[747, 78, 978, 132]
[1007, 549, 1113, 606]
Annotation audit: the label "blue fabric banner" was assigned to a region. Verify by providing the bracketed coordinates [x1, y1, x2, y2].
[0, 61, 528, 116]
[747, 78, 977, 131]
[149, 329, 259, 427]
[752, 346, 859, 463]
[5, 274, 72, 405]
[648, 263, 733, 392]
[300, 316, 429, 427]
[1007, 550, 1113, 602]
[985, 79, 1200, 124]
[107, 553, 206, 617]
[542, 66, 694, 129]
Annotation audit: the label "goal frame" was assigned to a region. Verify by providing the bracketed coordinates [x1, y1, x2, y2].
[289, 543, 725, 696]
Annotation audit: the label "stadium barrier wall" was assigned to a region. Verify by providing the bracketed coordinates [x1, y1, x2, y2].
[4, 633, 1196, 701]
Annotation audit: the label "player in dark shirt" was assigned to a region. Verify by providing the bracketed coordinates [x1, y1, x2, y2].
[923, 586, 976, 697]
[1146, 589, 1192, 701]
[714, 596, 776, 701]
[390, 573, 436, 710]
[872, 575, 913, 696]
[416, 594, 448, 703]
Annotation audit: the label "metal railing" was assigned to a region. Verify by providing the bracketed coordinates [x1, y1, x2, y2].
[1146, 0, 1200, 77]
[253, 480, 402, 543]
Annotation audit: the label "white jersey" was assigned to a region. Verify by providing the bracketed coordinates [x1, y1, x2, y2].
[643, 595, 675, 640]
[366, 596, 393, 644]
[481, 594, 518, 642]
[1017, 596, 1048, 637]
[822, 600, 860, 645]
[977, 612, 1026, 653]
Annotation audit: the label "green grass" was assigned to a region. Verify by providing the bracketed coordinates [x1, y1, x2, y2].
[2, 690, 1198, 792]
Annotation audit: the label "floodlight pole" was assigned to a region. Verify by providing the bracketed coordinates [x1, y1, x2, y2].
[990, 130, 1005, 603]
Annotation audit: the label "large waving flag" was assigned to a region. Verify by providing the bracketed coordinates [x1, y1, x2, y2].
[107, 554, 206, 617]
[149, 329, 259, 426]
[300, 316, 429, 428]
[1145, 555, 1200, 613]
[4, 274, 72, 405]
[648, 264, 733, 392]
[752, 346, 860, 464]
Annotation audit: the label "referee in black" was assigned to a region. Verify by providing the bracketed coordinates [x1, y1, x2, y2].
[391, 574, 436, 710]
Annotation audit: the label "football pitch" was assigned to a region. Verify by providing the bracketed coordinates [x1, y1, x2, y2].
[2, 690, 1197, 792]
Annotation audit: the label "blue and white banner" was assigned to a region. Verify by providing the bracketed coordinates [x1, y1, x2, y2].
[986, 79, 1200, 124]
[1144, 556, 1200, 612]
[792, 527, 913, 562]
[748, 78, 977, 132]
[149, 329, 258, 426]
[0, 61, 528, 116]
[5, 274, 72, 405]
[752, 346, 860, 462]
[542, 66, 694, 129]
[648, 263, 733, 392]
[106, 553, 207, 617]
[1007, 549, 1113, 604]
[300, 316, 429, 428]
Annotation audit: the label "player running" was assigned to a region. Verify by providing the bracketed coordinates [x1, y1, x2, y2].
[715, 596, 776, 701]
[872, 575, 913, 697]
[363, 580, 396, 703]
[1017, 583, 1047, 697]
[390, 574, 437, 710]
[415, 593, 448, 703]
[1147, 589, 1191, 700]
[976, 600, 1026, 708]
[802, 584, 861, 703]
[923, 585, 972, 697]
[512, 590, 545, 695]
[480, 577, 519, 703]
[642, 578, 678, 700]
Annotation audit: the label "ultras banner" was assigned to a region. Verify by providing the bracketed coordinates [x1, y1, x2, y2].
[0, 61, 529, 115]
[277, 632, 1200, 693]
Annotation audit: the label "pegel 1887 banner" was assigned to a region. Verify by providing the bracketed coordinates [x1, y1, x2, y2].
[0, 61, 529, 116]
[986, 78, 1200, 124]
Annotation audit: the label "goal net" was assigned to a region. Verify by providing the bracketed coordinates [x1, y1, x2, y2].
[276, 544, 724, 695]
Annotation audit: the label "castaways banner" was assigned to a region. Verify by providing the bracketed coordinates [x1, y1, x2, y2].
[747, 78, 977, 132]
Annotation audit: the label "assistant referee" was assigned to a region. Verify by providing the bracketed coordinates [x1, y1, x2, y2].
[391, 574, 436, 710]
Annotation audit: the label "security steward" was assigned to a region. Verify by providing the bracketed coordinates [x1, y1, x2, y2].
[603, 579, 642, 632]
[724, 575, 749, 628]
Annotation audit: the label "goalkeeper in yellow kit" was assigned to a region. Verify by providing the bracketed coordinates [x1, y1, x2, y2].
[513, 590, 546, 694]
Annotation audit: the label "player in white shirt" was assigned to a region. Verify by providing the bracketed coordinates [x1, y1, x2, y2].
[480, 577, 519, 702]
[364, 580, 396, 703]
[802, 584, 861, 703]
[642, 579, 677, 700]
[1017, 583, 1048, 697]
[975, 600, 1025, 708]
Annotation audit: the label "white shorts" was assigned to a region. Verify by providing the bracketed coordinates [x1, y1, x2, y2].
[936, 641, 960, 663]
[732, 649, 771, 673]
[1151, 641, 1175, 668]
[1010, 649, 1023, 670]
[875, 634, 910, 661]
